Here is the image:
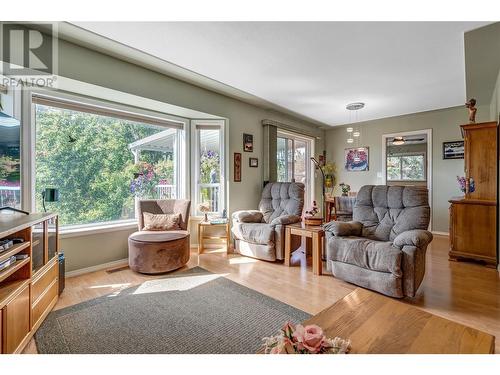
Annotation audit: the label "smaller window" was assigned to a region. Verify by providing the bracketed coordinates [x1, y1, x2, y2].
[193, 121, 225, 215]
[387, 153, 426, 181]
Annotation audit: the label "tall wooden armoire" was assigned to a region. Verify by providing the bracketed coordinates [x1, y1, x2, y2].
[449, 121, 498, 268]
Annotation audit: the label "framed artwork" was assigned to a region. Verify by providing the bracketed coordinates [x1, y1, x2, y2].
[443, 141, 464, 159]
[234, 153, 242, 182]
[345, 147, 369, 171]
[243, 133, 253, 152]
[249, 157, 258, 167]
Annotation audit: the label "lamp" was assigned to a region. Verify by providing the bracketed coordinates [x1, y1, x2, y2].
[310, 157, 325, 219]
[392, 137, 405, 146]
[42, 188, 59, 212]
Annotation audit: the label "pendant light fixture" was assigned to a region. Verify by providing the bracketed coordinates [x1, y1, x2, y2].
[345, 102, 365, 149]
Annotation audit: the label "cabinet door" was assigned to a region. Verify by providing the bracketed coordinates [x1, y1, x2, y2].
[465, 126, 497, 200]
[32, 222, 46, 274]
[3, 284, 30, 353]
[47, 217, 58, 262]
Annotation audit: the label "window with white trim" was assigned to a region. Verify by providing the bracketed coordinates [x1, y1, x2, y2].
[192, 120, 225, 215]
[387, 153, 426, 181]
[33, 95, 185, 227]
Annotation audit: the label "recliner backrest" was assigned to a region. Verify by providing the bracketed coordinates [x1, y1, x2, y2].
[258, 182, 305, 223]
[353, 185, 430, 241]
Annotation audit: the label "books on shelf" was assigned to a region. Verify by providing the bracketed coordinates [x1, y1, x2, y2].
[0, 255, 16, 271]
[0, 239, 14, 252]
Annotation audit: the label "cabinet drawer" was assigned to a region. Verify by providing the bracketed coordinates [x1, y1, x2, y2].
[3, 283, 30, 353]
[32, 279, 58, 329]
[32, 259, 58, 303]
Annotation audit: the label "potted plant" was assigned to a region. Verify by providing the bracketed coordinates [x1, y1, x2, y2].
[339, 182, 351, 197]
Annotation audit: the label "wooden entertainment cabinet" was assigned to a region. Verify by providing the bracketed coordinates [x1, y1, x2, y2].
[449, 122, 498, 267]
[0, 212, 59, 353]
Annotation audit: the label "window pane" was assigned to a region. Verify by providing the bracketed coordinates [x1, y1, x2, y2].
[387, 156, 401, 180]
[0, 121, 21, 209]
[277, 137, 287, 182]
[294, 140, 306, 184]
[35, 104, 179, 226]
[198, 128, 220, 212]
[402, 155, 425, 180]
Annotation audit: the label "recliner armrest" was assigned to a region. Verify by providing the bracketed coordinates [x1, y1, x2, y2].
[232, 210, 264, 223]
[323, 221, 363, 237]
[270, 214, 301, 226]
[393, 229, 433, 249]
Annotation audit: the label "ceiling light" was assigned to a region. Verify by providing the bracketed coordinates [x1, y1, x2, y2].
[392, 137, 405, 146]
[346, 127, 353, 133]
[353, 131, 360, 137]
[346, 102, 365, 111]
[347, 138, 354, 143]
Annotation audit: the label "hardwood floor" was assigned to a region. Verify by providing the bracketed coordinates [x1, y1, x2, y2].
[22, 234, 500, 354]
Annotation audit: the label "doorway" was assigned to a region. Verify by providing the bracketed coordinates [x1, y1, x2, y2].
[276, 130, 315, 209]
[382, 129, 432, 229]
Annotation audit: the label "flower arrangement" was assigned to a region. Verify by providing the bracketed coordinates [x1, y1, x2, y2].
[456, 176, 475, 194]
[339, 182, 351, 197]
[323, 162, 337, 191]
[198, 201, 211, 222]
[262, 321, 351, 354]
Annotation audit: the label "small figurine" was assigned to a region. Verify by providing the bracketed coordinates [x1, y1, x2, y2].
[465, 98, 477, 123]
[305, 201, 319, 217]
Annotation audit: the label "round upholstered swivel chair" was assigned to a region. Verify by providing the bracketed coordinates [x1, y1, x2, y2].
[128, 199, 191, 274]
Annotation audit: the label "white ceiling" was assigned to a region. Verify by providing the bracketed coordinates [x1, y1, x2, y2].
[71, 22, 490, 127]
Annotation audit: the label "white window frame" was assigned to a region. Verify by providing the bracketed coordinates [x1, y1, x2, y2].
[191, 119, 226, 216]
[22, 88, 189, 232]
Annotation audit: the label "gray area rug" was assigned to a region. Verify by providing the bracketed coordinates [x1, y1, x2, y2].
[35, 267, 311, 354]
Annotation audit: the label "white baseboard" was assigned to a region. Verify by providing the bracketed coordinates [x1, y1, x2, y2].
[431, 231, 449, 236]
[65, 258, 129, 278]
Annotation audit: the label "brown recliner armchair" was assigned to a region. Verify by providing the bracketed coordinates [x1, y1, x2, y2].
[128, 199, 191, 274]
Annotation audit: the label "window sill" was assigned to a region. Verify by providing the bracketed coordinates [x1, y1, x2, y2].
[60, 220, 138, 239]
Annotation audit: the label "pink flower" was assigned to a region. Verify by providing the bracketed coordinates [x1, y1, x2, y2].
[281, 321, 296, 340]
[292, 324, 326, 353]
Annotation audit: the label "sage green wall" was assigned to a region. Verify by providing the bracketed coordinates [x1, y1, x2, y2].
[324, 105, 491, 233]
[50, 38, 324, 272]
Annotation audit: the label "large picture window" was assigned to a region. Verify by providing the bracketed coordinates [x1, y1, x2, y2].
[34, 96, 184, 227]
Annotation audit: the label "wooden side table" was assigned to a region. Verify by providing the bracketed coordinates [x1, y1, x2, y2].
[284, 222, 324, 275]
[198, 221, 230, 254]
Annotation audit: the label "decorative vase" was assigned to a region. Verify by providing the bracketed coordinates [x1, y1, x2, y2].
[341, 192, 348, 197]
[204, 213, 208, 222]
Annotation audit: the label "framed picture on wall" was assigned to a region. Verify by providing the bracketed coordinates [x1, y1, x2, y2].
[243, 133, 253, 152]
[443, 141, 464, 159]
[249, 157, 258, 167]
[344, 147, 369, 171]
[234, 153, 242, 182]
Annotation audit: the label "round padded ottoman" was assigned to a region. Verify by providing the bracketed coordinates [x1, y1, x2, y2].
[128, 231, 190, 274]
